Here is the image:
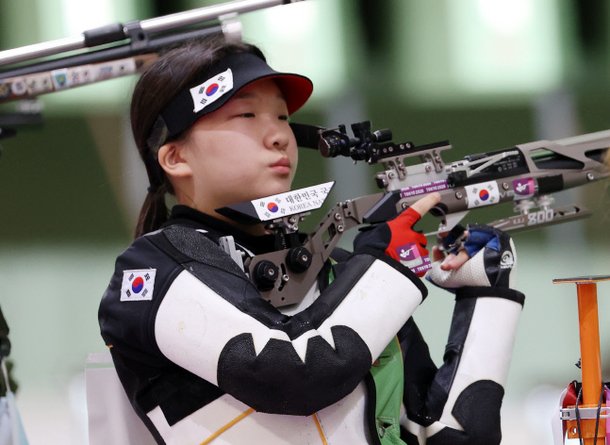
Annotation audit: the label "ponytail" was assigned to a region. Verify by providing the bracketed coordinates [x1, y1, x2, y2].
[134, 185, 169, 238]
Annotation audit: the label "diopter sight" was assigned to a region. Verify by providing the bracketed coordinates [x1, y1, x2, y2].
[318, 121, 393, 161]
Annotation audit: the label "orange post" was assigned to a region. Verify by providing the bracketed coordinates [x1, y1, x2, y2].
[577, 283, 602, 412]
[554, 275, 610, 444]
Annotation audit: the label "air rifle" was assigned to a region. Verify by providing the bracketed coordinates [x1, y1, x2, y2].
[217, 122, 610, 307]
[0, 0, 305, 87]
[0, 0, 305, 136]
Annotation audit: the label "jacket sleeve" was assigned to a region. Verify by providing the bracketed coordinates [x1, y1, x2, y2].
[102, 226, 427, 416]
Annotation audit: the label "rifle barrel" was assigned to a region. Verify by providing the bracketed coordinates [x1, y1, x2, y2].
[0, 36, 85, 67]
[0, 0, 300, 67]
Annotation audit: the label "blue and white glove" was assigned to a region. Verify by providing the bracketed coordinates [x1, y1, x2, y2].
[416, 224, 524, 444]
[426, 224, 518, 292]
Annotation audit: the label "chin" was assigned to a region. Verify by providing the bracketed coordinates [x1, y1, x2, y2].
[260, 183, 292, 198]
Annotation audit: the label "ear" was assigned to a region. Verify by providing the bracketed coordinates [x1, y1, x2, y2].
[157, 142, 192, 179]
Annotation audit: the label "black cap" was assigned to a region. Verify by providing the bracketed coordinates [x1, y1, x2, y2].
[146, 52, 313, 150]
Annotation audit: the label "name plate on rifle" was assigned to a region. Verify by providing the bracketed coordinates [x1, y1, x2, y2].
[217, 181, 335, 224]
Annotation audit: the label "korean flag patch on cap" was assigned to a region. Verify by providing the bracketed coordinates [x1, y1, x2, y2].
[121, 269, 156, 302]
[189, 68, 233, 113]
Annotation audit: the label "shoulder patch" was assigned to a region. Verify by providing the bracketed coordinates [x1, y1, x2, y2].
[120, 269, 156, 302]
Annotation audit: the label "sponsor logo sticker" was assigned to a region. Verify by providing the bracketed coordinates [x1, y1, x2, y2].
[10, 78, 27, 96]
[25, 73, 54, 95]
[500, 251, 514, 269]
[512, 177, 536, 199]
[0, 82, 10, 99]
[400, 180, 449, 199]
[51, 69, 69, 89]
[394, 242, 432, 275]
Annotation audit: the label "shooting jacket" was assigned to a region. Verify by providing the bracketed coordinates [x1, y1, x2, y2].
[99, 205, 428, 445]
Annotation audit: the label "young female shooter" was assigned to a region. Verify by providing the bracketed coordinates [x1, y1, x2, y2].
[99, 37, 524, 445]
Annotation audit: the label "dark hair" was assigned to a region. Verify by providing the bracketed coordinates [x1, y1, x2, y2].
[131, 36, 265, 238]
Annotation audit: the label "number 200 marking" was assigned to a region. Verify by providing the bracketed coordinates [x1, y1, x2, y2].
[527, 209, 555, 225]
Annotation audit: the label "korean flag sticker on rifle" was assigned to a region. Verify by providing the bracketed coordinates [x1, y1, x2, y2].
[465, 181, 500, 208]
[189, 68, 234, 113]
[120, 269, 156, 302]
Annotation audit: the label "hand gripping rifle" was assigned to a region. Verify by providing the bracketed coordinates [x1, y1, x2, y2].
[217, 122, 610, 307]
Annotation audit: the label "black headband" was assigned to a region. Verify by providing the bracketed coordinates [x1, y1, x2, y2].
[146, 52, 313, 151]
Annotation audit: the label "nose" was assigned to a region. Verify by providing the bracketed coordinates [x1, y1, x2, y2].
[263, 119, 290, 151]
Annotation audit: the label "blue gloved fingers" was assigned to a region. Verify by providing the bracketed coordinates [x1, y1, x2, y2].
[463, 224, 501, 258]
[438, 224, 467, 255]
[426, 224, 517, 290]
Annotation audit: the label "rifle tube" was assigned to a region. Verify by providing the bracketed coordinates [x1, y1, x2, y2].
[0, 36, 85, 67]
[0, 0, 303, 67]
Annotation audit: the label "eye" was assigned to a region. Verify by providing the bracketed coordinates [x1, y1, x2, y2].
[236, 112, 256, 118]
[279, 114, 289, 121]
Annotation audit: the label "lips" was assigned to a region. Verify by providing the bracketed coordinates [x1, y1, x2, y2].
[271, 158, 291, 168]
[269, 158, 292, 176]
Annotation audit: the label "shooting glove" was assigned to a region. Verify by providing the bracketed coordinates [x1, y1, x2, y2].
[416, 225, 524, 443]
[353, 207, 430, 277]
[426, 224, 517, 290]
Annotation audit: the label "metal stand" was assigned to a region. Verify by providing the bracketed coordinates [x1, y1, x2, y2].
[554, 275, 610, 444]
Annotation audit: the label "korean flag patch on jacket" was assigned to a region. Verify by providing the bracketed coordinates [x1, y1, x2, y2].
[121, 269, 156, 302]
